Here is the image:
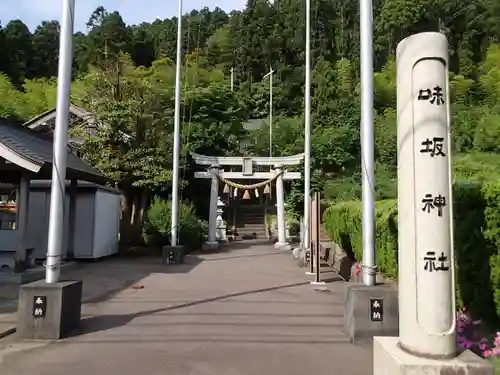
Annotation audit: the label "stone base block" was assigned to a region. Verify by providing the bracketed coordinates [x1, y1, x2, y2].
[374, 336, 493, 375]
[202, 242, 219, 251]
[17, 280, 83, 339]
[344, 283, 398, 344]
[0, 261, 78, 285]
[162, 245, 186, 264]
[274, 242, 291, 251]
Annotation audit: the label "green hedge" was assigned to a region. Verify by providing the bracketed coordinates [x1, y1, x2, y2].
[324, 181, 500, 324]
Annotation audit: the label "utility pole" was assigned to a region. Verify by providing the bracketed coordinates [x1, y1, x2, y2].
[170, 0, 183, 246]
[360, 0, 376, 286]
[303, 0, 312, 253]
[263, 69, 274, 158]
[45, 0, 75, 283]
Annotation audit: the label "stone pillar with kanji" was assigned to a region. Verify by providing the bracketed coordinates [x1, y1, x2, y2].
[373, 31, 493, 375]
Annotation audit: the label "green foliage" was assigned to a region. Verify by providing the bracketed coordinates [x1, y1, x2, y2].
[482, 182, 500, 319]
[473, 106, 500, 153]
[0, 74, 21, 120]
[479, 45, 500, 105]
[490, 357, 500, 375]
[453, 182, 496, 321]
[286, 211, 300, 236]
[324, 181, 500, 325]
[323, 199, 398, 279]
[453, 153, 500, 181]
[374, 108, 397, 167]
[143, 198, 206, 250]
[69, 52, 248, 197]
[17, 78, 57, 119]
[265, 212, 300, 237]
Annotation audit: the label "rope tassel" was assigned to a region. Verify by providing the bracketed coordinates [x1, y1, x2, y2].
[243, 190, 251, 200]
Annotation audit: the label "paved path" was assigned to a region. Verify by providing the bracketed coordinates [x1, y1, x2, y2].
[0, 240, 372, 375]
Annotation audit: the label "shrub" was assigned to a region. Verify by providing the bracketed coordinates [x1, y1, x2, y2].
[286, 212, 300, 236]
[323, 180, 500, 325]
[483, 182, 500, 320]
[266, 213, 300, 236]
[143, 198, 206, 251]
[266, 214, 277, 236]
[323, 198, 398, 279]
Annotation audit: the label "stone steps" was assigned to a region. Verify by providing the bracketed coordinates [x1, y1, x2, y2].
[235, 205, 266, 238]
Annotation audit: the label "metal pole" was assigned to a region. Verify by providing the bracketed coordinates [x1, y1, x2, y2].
[45, 0, 75, 284]
[315, 191, 321, 283]
[303, 0, 312, 253]
[360, 0, 376, 286]
[170, 0, 183, 247]
[230, 67, 234, 92]
[263, 69, 275, 161]
[308, 195, 314, 274]
[269, 69, 273, 158]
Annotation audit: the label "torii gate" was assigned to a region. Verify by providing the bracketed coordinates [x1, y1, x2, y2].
[191, 152, 305, 251]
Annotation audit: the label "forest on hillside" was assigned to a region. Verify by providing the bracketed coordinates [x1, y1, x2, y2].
[1, 0, 500, 231]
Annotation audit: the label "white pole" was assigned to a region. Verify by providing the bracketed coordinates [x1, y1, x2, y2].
[274, 164, 288, 248]
[360, 0, 376, 286]
[303, 0, 311, 252]
[170, 0, 183, 247]
[269, 69, 273, 158]
[45, 0, 75, 284]
[230, 67, 234, 92]
[263, 69, 275, 160]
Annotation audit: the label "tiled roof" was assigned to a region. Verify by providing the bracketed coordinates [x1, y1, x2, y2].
[0, 119, 105, 182]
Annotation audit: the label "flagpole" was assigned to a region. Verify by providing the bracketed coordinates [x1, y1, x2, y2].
[170, 0, 183, 246]
[303, 0, 312, 254]
[360, 0, 376, 286]
[45, 0, 75, 283]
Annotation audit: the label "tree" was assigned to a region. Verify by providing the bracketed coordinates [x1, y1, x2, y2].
[85, 7, 131, 67]
[71, 52, 247, 242]
[17, 78, 57, 120]
[31, 21, 60, 78]
[3, 20, 33, 85]
[0, 23, 9, 76]
[0, 74, 22, 120]
[73, 32, 90, 76]
[206, 24, 233, 69]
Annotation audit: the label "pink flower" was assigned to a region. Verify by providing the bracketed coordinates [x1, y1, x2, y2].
[479, 343, 488, 350]
[462, 340, 473, 349]
[494, 335, 500, 346]
[483, 349, 492, 358]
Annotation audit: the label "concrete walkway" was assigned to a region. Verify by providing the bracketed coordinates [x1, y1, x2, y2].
[0, 240, 372, 375]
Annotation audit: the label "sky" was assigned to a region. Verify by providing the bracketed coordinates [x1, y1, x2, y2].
[0, 0, 247, 32]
